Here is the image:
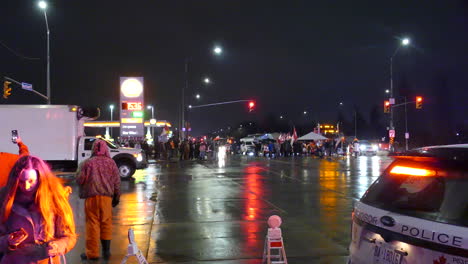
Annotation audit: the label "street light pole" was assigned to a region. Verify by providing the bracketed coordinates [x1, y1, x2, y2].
[389, 37, 410, 151]
[390, 54, 394, 130]
[354, 109, 357, 139]
[38, 1, 50, 104]
[181, 58, 189, 140]
[404, 97, 408, 151]
[147, 105, 154, 141]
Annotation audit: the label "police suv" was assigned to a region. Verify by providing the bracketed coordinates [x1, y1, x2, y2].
[349, 144, 468, 264]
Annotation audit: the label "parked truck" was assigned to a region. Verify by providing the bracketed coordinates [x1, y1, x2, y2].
[0, 105, 147, 179]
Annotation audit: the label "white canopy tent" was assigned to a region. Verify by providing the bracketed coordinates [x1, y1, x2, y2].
[258, 133, 281, 140]
[297, 131, 327, 141]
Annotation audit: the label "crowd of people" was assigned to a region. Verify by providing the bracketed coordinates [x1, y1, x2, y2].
[246, 138, 351, 158]
[114, 135, 366, 162]
[0, 136, 120, 263]
[115, 136, 227, 161]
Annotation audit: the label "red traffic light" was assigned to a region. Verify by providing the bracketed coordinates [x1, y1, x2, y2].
[248, 101, 255, 112]
[416, 96, 423, 109]
[384, 100, 390, 113]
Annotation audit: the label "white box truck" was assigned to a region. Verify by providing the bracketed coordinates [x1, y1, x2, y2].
[0, 105, 147, 179]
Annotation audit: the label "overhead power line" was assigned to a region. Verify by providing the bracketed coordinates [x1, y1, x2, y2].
[0, 39, 40, 60]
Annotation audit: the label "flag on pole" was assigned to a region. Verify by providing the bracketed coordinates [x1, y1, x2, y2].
[159, 125, 170, 142]
[290, 127, 298, 146]
[278, 133, 284, 143]
[160, 125, 169, 136]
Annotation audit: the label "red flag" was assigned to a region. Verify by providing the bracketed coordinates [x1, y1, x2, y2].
[161, 125, 169, 136]
[290, 127, 298, 146]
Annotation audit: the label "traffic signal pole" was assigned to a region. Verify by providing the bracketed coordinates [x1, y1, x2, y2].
[3, 76, 48, 101]
[389, 98, 418, 151]
[405, 97, 408, 151]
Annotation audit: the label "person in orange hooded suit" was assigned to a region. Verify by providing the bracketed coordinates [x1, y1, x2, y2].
[76, 139, 120, 261]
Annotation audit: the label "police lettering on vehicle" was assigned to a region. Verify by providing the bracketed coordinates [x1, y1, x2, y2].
[452, 256, 468, 264]
[354, 210, 378, 225]
[401, 225, 464, 247]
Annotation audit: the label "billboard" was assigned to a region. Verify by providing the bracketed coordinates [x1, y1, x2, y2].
[120, 77, 144, 139]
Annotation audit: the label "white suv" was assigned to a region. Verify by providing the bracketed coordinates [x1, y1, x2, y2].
[349, 144, 468, 264]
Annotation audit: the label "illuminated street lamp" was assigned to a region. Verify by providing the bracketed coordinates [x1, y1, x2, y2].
[213, 46, 222, 55]
[402, 38, 410, 46]
[38, 1, 50, 104]
[147, 105, 154, 118]
[204, 77, 210, 84]
[195, 94, 201, 99]
[109, 104, 114, 120]
[303, 111, 307, 115]
[385, 89, 390, 94]
[38, 1, 47, 8]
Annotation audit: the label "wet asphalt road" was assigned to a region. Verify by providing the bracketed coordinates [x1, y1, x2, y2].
[64, 154, 393, 264]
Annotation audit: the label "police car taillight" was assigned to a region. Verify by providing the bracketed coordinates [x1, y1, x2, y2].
[390, 165, 436, 177]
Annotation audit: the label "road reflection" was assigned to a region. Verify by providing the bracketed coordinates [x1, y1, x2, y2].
[241, 163, 267, 255]
[318, 160, 342, 234]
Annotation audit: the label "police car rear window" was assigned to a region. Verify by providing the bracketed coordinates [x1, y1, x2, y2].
[361, 164, 468, 227]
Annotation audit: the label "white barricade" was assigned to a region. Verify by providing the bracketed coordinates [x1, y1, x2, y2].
[262, 215, 288, 264]
[121, 228, 149, 264]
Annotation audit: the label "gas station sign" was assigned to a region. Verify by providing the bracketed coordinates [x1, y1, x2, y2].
[120, 77, 144, 139]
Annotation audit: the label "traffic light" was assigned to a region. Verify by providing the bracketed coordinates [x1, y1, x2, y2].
[3, 81, 12, 99]
[384, 100, 390, 113]
[416, 96, 423, 109]
[248, 101, 255, 112]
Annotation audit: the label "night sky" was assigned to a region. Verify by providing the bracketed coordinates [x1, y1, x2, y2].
[1, 1, 468, 143]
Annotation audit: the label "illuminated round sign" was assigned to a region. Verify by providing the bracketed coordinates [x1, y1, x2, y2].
[121, 78, 143, 98]
[267, 215, 282, 228]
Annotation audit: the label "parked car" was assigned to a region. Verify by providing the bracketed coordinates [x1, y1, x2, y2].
[348, 144, 468, 264]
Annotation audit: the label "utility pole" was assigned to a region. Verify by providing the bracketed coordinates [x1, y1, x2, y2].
[404, 97, 408, 151]
[388, 38, 410, 151]
[354, 109, 357, 139]
[181, 58, 189, 140]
